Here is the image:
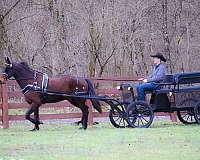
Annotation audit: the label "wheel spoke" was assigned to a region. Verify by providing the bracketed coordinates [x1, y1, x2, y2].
[114, 117, 120, 122]
[182, 114, 187, 119]
[122, 119, 126, 127]
[186, 115, 190, 121]
[139, 117, 144, 126]
[137, 118, 140, 127]
[140, 116, 149, 123]
[119, 117, 123, 125]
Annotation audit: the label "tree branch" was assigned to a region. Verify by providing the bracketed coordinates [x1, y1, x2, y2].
[2, 0, 22, 20]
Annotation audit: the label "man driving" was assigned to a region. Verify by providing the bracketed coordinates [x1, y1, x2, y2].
[136, 53, 167, 101]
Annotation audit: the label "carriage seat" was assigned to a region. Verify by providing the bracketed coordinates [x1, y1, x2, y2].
[173, 72, 200, 84]
[152, 72, 200, 86]
[146, 75, 173, 110]
[163, 74, 174, 83]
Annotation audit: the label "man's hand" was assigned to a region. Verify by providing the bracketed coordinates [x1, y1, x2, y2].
[138, 78, 144, 81]
[143, 79, 148, 83]
[138, 78, 147, 83]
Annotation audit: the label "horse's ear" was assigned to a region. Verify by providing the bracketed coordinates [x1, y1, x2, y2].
[5, 57, 11, 64]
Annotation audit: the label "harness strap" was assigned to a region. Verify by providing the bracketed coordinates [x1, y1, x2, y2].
[21, 73, 49, 95]
[22, 84, 40, 94]
[42, 73, 49, 93]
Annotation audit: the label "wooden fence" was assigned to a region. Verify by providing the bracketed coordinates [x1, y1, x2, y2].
[0, 75, 177, 129]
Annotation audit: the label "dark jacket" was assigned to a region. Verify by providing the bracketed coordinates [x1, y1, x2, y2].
[147, 63, 166, 83]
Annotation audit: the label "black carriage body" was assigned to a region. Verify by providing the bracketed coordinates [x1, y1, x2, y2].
[150, 93, 171, 112]
[152, 72, 200, 112]
[116, 72, 200, 113]
[127, 72, 200, 128]
[152, 89, 200, 112]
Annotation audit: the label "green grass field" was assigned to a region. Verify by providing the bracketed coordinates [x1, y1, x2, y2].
[0, 120, 200, 160]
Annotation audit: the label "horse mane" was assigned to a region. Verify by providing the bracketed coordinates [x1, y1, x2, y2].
[20, 61, 29, 67]
[18, 61, 36, 74]
[20, 62, 31, 70]
[19, 62, 43, 75]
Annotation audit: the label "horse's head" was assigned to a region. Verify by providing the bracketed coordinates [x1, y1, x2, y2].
[3, 57, 15, 79]
[3, 57, 33, 80]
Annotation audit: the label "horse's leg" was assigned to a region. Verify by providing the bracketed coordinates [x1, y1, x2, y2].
[25, 103, 40, 131]
[79, 105, 89, 130]
[74, 107, 85, 126]
[67, 99, 84, 126]
[33, 106, 43, 130]
[67, 98, 89, 129]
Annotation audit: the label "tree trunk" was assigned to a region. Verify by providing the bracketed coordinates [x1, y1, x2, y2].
[49, 0, 66, 75]
[186, 23, 191, 72]
[162, 0, 172, 73]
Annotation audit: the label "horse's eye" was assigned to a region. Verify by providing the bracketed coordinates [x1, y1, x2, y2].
[8, 64, 13, 68]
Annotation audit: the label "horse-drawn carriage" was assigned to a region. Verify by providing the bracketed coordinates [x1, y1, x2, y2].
[113, 72, 200, 128]
[31, 71, 200, 129]
[3, 57, 200, 129]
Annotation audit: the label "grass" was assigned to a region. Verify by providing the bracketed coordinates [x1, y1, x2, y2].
[0, 120, 200, 160]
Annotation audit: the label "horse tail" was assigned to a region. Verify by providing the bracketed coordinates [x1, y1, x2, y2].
[85, 79, 102, 113]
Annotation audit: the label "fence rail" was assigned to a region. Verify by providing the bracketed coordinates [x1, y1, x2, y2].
[0, 75, 177, 129]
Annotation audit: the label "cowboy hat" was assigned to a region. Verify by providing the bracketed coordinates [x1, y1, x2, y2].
[150, 53, 167, 62]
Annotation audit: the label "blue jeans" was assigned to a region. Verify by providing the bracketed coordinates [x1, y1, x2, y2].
[136, 83, 159, 101]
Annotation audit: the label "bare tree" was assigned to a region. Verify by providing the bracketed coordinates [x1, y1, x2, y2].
[1, 0, 200, 76]
[0, 0, 22, 67]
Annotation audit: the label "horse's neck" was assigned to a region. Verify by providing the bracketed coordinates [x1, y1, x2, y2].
[15, 70, 40, 89]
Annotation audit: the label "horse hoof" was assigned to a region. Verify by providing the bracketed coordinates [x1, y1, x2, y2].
[74, 121, 82, 126]
[30, 127, 39, 131]
[83, 125, 87, 130]
[39, 121, 43, 125]
[93, 122, 99, 125]
[79, 127, 87, 130]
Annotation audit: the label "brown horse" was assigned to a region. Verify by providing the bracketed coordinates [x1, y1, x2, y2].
[3, 57, 102, 130]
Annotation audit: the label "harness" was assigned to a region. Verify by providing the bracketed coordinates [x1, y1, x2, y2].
[22, 73, 49, 95]
[42, 74, 49, 93]
[21, 73, 86, 97]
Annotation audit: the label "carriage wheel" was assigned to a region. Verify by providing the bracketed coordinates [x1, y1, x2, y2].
[177, 98, 198, 124]
[194, 102, 200, 124]
[127, 101, 154, 128]
[177, 109, 196, 124]
[109, 104, 129, 128]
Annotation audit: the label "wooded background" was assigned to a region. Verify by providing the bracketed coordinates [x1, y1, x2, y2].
[0, 0, 200, 77]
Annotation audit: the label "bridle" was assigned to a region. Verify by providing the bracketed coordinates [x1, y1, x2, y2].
[3, 71, 39, 81]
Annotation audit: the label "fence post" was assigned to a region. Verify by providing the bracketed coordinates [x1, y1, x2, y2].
[0, 77, 2, 127]
[2, 79, 9, 129]
[87, 100, 94, 125]
[170, 112, 177, 122]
